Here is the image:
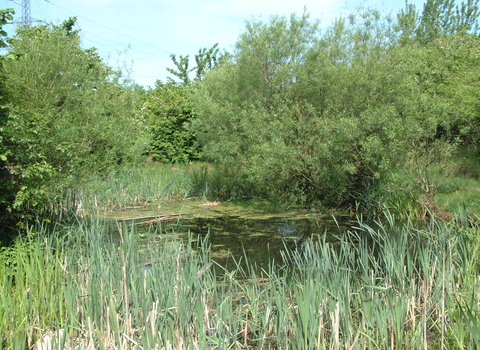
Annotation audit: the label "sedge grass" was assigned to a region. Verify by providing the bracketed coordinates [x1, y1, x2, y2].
[51, 162, 219, 221]
[1, 212, 480, 349]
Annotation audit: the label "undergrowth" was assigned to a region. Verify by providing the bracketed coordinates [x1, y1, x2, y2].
[1, 212, 480, 349]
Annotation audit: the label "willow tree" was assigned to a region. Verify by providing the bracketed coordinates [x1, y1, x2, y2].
[192, 4, 480, 211]
[191, 11, 397, 205]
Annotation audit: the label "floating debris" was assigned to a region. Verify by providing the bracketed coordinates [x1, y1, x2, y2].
[199, 201, 220, 207]
[137, 215, 182, 226]
[116, 213, 182, 225]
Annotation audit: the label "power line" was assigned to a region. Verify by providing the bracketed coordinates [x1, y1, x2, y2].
[81, 37, 170, 71]
[36, 0, 49, 12]
[79, 27, 171, 64]
[32, 11, 172, 72]
[29, 5, 173, 82]
[46, 1, 173, 56]
[8, 0, 32, 25]
[29, 6, 172, 65]
[8, 0, 175, 85]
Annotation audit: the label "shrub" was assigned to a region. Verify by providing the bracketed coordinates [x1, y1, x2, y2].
[0, 20, 147, 230]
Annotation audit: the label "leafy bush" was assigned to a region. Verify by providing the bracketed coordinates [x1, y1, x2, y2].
[143, 81, 199, 162]
[0, 20, 147, 230]
[191, 5, 480, 209]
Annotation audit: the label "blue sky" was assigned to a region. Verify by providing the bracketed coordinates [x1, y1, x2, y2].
[0, 0, 427, 88]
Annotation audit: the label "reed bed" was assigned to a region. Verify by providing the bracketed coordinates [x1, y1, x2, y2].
[53, 163, 210, 218]
[1, 213, 479, 349]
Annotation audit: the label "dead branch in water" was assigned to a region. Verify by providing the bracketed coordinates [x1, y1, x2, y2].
[116, 213, 182, 223]
[137, 215, 182, 226]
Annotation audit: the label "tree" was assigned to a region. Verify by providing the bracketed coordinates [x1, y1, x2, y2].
[396, 0, 480, 44]
[143, 45, 230, 163]
[0, 19, 147, 230]
[143, 81, 199, 162]
[191, 5, 480, 211]
[166, 54, 192, 85]
[192, 12, 340, 203]
[419, 0, 479, 40]
[166, 44, 230, 85]
[392, 1, 480, 199]
[0, 8, 15, 235]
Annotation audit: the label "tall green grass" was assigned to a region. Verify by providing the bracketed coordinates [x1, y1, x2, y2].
[51, 163, 221, 220]
[1, 213, 479, 349]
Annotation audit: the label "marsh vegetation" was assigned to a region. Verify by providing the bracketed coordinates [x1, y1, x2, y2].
[2, 207, 480, 349]
[2, 0, 480, 348]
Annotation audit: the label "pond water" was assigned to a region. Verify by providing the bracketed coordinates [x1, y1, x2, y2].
[104, 199, 358, 270]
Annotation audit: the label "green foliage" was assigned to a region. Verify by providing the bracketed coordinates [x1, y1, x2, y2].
[0, 8, 13, 49]
[193, 12, 330, 204]
[166, 43, 230, 85]
[0, 20, 147, 230]
[67, 163, 201, 213]
[166, 54, 192, 85]
[194, 44, 229, 81]
[191, 4, 480, 209]
[144, 81, 199, 162]
[0, 9, 17, 233]
[396, 0, 480, 44]
[417, 0, 480, 43]
[1, 212, 480, 349]
[145, 45, 230, 163]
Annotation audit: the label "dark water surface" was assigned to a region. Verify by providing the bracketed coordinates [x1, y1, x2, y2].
[104, 199, 357, 269]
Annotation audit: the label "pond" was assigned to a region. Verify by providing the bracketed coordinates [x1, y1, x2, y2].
[104, 199, 358, 270]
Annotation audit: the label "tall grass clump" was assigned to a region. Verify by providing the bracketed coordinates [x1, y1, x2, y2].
[52, 163, 214, 218]
[0, 218, 223, 349]
[275, 214, 480, 349]
[53, 162, 235, 222]
[1, 212, 480, 349]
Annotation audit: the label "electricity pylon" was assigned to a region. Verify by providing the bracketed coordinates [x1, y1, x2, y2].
[21, 0, 31, 25]
[9, 0, 32, 25]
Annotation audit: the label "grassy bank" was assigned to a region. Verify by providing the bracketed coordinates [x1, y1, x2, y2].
[1, 213, 479, 349]
[49, 159, 480, 223]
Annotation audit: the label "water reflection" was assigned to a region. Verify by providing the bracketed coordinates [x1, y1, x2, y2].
[162, 215, 351, 270]
[106, 200, 356, 270]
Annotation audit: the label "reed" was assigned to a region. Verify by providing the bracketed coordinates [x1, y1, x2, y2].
[51, 163, 211, 220]
[1, 212, 479, 349]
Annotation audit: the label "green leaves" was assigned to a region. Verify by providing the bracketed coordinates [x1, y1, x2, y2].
[191, 3, 480, 208]
[167, 44, 229, 85]
[0, 8, 13, 49]
[144, 82, 199, 162]
[0, 20, 147, 228]
[417, 0, 480, 44]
